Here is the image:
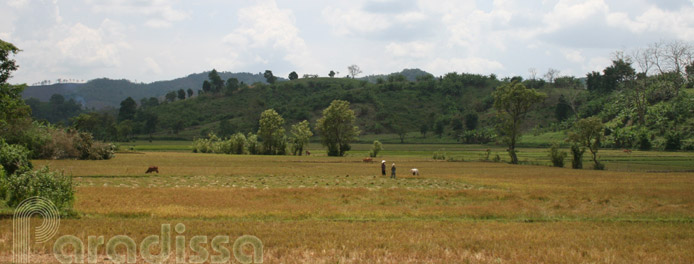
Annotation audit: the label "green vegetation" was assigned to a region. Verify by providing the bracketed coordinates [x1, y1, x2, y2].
[316, 100, 360, 156]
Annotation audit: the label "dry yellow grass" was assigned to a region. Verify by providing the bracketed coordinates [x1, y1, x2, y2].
[6, 151, 692, 263]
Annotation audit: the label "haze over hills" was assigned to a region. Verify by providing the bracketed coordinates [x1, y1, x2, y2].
[21, 71, 275, 109]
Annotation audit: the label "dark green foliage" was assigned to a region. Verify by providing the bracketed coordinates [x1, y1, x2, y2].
[118, 97, 137, 122]
[177, 89, 186, 100]
[288, 71, 299, 80]
[570, 143, 584, 169]
[329, 70, 336, 78]
[218, 119, 235, 138]
[264, 70, 277, 84]
[202, 80, 211, 93]
[420, 124, 429, 138]
[165, 91, 177, 102]
[187, 88, 194, 98]
[665, 132, 682, 151]
[555, 95, 571, 121]
[548, 143, 567, 168]
[464, 112, 479, 131]
[637, 130, 652, 151]
[25, 95, 83, 125]
[208, 69, 224, 93]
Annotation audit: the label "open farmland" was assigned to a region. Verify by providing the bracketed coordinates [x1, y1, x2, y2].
[1, 146, 694, 263]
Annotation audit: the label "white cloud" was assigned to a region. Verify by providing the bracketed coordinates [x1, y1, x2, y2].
[562, 49, 585, 63]
[144, 57, 162, 75]
[220, 0, 317, 73]
[385, 41, 434, 58]
[85, 0, 189, 28]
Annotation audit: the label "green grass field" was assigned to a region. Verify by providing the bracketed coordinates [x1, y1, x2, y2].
[1, 142, 693, 263]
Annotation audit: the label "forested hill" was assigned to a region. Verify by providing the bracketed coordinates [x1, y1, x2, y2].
[21, 71, 270, 109]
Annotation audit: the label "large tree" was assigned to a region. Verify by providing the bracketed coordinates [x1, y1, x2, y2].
[208, 69, 224, 93]
[493, 81, 546, 164]
[118, 97, 137, 122]
[289, 120, 312, 155]
[0, 39, 31, 141]
[257, 109, 286, 155]
[264, 70, 277, 84]
[315, 100, 360, 156]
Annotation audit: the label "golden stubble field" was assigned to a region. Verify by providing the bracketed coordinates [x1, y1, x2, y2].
[1, 152, 693, 263]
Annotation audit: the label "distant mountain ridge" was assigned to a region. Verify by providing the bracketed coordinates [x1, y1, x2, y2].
[21, 71, 273, 109]
[21, 69, 433, 109]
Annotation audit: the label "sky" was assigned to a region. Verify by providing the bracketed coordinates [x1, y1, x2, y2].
[1, 0, 693, 85]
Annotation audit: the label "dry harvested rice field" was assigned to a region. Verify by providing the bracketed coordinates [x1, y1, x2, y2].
[1, 147, 694, 263]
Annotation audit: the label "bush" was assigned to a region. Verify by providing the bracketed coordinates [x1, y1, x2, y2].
[1, 166, 74, 213]
[570, 143, 584, 169]
[246, 133, 260, 155]
[433, 150, 446, 160]
[548, 143, 567, 168]
[593, 161, 606, 170]
[0, 140, 33, 175]
[369, 140, 383, 157]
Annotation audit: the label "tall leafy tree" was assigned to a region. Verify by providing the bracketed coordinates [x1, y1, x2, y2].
[177, 89, 186, 100]
[118, 97, 137, 122]
[493, 81, 546, 164]
[187, 88, 194, 98]
[329, 70, 336, 78]
[202, 80, 211, 94]
[288, 71, 299, 80]
[347, 65, 362, 79]
[315, 100, 360, 156]
[208, 69, 224, 93]
[289, 120, 313, 155]
[0, 39, 31, 138]
[264, 70, 277, 84]
[225, 78, 239, 95]
[165, 91, 177, 102]
[257, 109, 286, 155]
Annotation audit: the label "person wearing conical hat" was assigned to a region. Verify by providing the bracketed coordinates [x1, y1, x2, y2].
[390, 163, 396, 179]
[381, 160, 386, 176]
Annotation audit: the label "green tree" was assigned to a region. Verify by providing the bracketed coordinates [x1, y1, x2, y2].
[142, 111, 158, 142]
[172, 119, 184, 135]
[420, 123, 429, 138]
[264, 70, 277, 84]
[225, 78, 239, 95]
[289, 120, 312, 155]
[187, 88, 194, 98]
[555, 94, 572, 122]
[493, 81, 547, 164]
[257, 109, 286, 155]
[347, 65, 362, 79]
[288, 71, 299, 80]
[315, 100, 360, 156]
[329, 70, 336, 78]
[118, 97, 137, 122]
[177, 89, 186, 100]
[165, 91, 177, 102]
[202, 80, 211, 94]
[116, 120, 133, 142]
[208, 69, 224, 93]
[568, 116, 604, 170]
[434, 118, 445, 138]
[0, 39, 31, 139]
[464, 112, 479, 131]
[369, 140, 383, 157]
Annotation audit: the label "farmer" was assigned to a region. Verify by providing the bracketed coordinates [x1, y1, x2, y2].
[381, 160, 386, 176]
[390, 163, 396, 179]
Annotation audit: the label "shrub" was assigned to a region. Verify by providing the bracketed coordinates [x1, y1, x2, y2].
[593, 161, 606, 170]
[369, 140, 383, 157]
[570, 143, 584, 169]
[548, 143, 567, 168]
[1, 166, 74, 213]
[0, 140, 33, 175]
[433, 150, 446, 160]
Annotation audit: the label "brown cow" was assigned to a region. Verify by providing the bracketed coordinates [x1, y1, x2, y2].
[363, 157, 373, 163]
[145, 166, 159, 173]
[622, 149, 632, 154]
[305, 150, 311, 156]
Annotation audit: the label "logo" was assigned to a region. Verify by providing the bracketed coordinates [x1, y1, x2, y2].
[13, 197, 263, 263]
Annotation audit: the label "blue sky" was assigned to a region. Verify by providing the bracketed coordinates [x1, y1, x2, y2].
[1, 0, 693, 84]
